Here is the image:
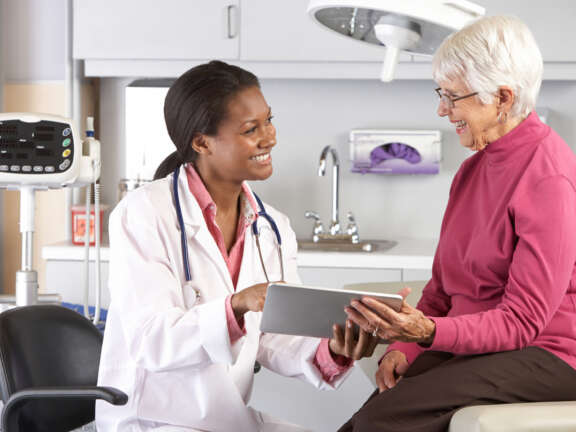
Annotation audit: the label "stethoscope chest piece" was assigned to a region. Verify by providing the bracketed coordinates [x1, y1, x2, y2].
[184, 281, 201, 305]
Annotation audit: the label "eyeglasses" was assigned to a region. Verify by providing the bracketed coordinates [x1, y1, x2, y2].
[435, 87, 478, 109]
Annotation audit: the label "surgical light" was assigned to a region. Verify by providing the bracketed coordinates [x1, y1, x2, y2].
[307, 0, 485, 82]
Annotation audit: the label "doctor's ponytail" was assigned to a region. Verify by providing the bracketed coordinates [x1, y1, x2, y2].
[154, 61, 260, 180]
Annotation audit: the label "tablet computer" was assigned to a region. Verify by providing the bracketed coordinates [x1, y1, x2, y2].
[260, 283, 403, 339]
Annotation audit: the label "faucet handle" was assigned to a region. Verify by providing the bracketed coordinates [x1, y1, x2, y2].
[346, 211, 356, 225]
[346, 211, 360, 244]
[305, 210, 324, 242]
[305, 210, 321, 222]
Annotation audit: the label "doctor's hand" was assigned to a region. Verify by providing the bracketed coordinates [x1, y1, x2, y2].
[328, 320, 379, 361]
[231, 282, 269, 321]
[375, 350, 408, 392]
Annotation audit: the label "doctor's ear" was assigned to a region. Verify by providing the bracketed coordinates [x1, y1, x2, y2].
[191, 134, 213, 156]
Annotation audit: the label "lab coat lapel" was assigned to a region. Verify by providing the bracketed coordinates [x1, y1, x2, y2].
[174, 166, 234, 292]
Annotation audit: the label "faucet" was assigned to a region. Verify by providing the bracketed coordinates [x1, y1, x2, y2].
[318, 145, 340, 235]
[305, 145, 362, 244]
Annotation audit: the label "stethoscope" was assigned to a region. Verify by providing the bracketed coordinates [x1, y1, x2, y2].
[172, 167, 284, 304]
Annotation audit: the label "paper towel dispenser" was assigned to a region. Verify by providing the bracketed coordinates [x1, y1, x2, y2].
[350, 129, 441, 174]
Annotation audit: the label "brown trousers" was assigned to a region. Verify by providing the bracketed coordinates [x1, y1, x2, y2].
[338, 347, 576, 432]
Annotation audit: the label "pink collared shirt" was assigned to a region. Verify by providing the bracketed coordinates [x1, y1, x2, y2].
[184, 164, 350, 381]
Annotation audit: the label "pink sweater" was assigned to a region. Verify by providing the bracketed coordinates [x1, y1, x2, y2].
[389, 112, 576, 370]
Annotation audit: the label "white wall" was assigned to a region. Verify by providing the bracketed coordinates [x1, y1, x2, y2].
[99, 77, 576, 242]
[1, 0, 66, 82]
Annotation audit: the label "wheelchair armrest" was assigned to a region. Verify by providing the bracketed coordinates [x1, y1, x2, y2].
[2, 386, 128, 432]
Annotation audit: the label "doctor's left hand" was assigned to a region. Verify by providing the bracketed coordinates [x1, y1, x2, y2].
[328, 320, 379, 361]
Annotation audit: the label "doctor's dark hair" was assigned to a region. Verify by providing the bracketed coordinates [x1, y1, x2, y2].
[153, 60, 260, 180]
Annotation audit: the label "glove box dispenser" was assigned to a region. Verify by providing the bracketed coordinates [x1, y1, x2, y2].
[350, 130, 442, 174]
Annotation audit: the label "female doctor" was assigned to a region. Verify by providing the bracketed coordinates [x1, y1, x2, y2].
[96, 60, 379, 432]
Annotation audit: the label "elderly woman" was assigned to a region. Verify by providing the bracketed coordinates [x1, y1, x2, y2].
[340, 15, 576, 432]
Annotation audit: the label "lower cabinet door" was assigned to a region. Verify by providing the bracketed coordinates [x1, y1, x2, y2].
[297, 266, 402, 288]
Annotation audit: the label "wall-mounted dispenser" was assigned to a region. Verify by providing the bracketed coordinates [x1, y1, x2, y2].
[350, 129, 442, 174]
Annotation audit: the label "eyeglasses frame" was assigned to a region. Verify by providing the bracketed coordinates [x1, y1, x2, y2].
[435, 87, 478, 108]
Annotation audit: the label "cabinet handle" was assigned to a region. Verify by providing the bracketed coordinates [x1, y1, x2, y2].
[227, 4, 239, 39]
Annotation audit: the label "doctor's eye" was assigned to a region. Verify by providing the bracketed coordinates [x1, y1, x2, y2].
[266, 115, 274, 124]
[243, 126, 257, 135]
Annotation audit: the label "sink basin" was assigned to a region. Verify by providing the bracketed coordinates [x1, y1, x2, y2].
[297, 239, 397, 253]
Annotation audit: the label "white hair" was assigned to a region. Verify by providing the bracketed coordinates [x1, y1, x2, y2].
[432, 15, 543, 118]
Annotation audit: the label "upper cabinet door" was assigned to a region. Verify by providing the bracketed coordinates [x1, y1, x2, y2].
[472, 0, 576, 62]
[73, 0, 239, 60]
[240, 0, 411, 62]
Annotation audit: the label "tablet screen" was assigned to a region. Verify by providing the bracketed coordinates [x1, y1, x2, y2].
[260, 283, 403, 339]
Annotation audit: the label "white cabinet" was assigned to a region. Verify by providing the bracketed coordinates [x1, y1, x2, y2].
[299, 266, 402, 287]
[73, 0, 409, 63]
[479, 0, 576, 62]
[45, 260, 111, 308]
[73, 0, 576, 78]
[414, 0, 576, 63]
[251, 366, 374, 432]
[73, 0, 239, 60]
[240, 0, 411, 62]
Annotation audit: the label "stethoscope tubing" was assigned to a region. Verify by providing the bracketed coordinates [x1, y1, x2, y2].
[172, 167, 284, 288]
[173, 167, 192, 281]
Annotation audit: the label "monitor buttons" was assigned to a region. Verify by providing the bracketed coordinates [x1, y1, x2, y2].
[22, 165, 32, 172]
[33, 166, 43, 172]
[44, 166, 55, 173]
[62, 149, 71, 158]
[59, 159, 71, 171]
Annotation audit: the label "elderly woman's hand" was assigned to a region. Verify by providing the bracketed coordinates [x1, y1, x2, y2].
[344, 287, 436, 345]
[376, 350, 408, 392]
[328, 320, 379, 361]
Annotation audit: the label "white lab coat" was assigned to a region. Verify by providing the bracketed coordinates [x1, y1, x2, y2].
[96, 166, 350, 432]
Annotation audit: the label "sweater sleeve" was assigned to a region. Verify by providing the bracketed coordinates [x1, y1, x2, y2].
[430, 175, 576, 354]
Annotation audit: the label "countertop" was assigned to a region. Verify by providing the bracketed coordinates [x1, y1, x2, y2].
[42, 237, 437, 270]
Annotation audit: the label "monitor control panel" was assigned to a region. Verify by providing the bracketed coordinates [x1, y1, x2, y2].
[0, 119, 74, 174]
[0, 113, 81, 188]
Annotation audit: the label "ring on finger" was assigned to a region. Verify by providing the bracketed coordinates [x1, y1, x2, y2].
[372, 326, 379, 337]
